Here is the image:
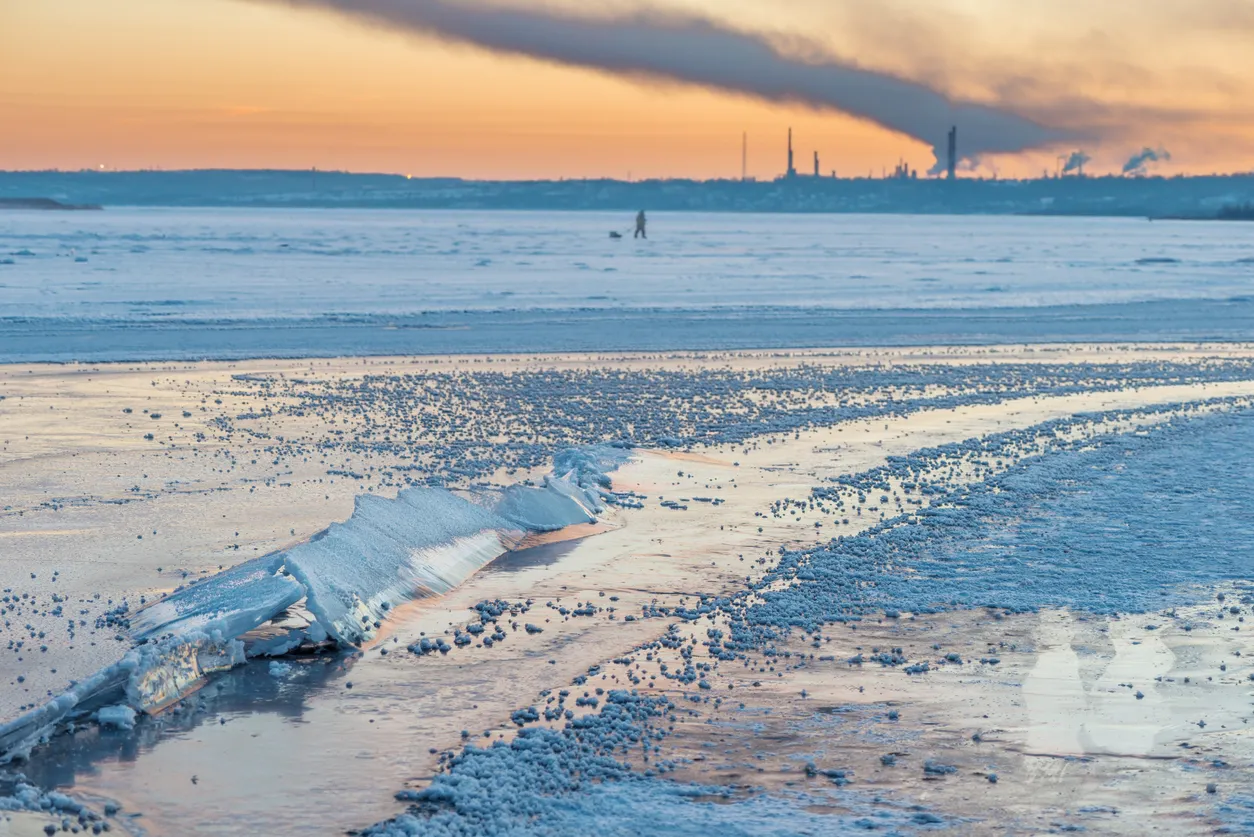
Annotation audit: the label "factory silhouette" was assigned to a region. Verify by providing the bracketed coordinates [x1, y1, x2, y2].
[3, 128, 1251, 218]
[777, 125, 966, 183]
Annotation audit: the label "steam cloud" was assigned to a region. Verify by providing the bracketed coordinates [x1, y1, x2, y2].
[1061, 150, 1091, 174]
[1123, 147, 1171, 175]
[266, 0, 1069, 170]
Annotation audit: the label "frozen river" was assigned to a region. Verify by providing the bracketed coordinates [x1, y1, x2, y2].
[5, 205, 1254, 833]
[1, 208, 1252, 361]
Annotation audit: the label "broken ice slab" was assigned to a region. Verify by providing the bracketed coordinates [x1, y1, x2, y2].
[130, 555, 305, 642]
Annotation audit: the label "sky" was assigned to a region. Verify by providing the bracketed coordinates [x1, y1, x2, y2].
[3, 0, 1254, 180]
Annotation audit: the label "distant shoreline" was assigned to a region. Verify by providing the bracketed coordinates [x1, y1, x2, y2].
[0, 197, 102, 211]
[3, 169, 1252, 217]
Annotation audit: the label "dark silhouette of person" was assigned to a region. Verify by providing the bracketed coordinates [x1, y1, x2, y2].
[634, 210, 647, 239]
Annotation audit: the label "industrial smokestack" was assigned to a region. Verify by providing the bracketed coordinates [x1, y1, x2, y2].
[814, 150, 819, 177]
[787, 128, 796, 178]
[946, 126, 957, 180]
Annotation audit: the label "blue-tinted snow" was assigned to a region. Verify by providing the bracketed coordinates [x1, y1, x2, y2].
[211, 361, 1254, 489]
[366, 691, 944, 837]
[4, 210, 1252, 319]
[700, 405, 1254, 644]
[7, 301, 1254, 363]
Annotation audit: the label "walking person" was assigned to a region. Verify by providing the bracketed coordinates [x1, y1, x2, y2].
[634, 210, 647, 239]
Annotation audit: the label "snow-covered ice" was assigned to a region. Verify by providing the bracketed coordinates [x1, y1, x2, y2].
[2, 208, 1253, 360]
[1, 208, 1251, 319]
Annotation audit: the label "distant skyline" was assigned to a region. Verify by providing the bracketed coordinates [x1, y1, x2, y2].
[3, 0, 1254, 179]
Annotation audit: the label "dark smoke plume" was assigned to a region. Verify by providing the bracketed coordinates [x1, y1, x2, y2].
[1123, 147, 1170, 175]
[1061, 150, 1091, 174]
[266, 0, 1069, 169]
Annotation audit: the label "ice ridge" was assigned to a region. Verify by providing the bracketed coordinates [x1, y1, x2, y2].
[0, 446, 627, 762]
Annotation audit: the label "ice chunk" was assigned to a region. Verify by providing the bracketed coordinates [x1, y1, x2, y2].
[0, 661, 130, 762]
[283, 488, 519, 646]
[125, 631, 246, 712]
[268, 661, 293, 678]
[97, 705, 137, 730]
[553, 444, 632, 497]
[247, 628, 311, 658]
[491, 478, 599, 531]
[130, 555, 304, 642]
[3, 447, 631, 762]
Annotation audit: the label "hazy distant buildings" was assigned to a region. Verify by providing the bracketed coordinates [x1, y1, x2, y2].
[889, 160, 918, 180]
[3, 159, 1253, 219]
[778, 128, 937, 182]
[781, 129, 835, 181]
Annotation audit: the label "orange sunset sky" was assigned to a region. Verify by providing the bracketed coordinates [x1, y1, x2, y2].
[3, 0, 1254, 180]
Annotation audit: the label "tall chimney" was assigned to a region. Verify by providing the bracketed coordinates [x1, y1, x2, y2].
[787, 128, 796, 178]
[814, 150, 820, 177]
[946, 126, 957, 180]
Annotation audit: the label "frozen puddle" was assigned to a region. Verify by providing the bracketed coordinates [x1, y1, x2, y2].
[1023, 613, 1176, 757]
[1026, 607, 1251, 759]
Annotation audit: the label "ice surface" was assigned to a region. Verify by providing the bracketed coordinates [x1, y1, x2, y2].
[3, 209, 1254, 360]
[284, 488, 515, 646]
[366, 690, 950, 837]
[362, 405, 1254, 837]
[9, 301, 1254, 362]
[377, 775, 942, 837]
[2, 209, 1252, 320]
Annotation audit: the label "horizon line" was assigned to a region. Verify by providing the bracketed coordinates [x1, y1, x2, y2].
[4, 167, 1254, 183]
